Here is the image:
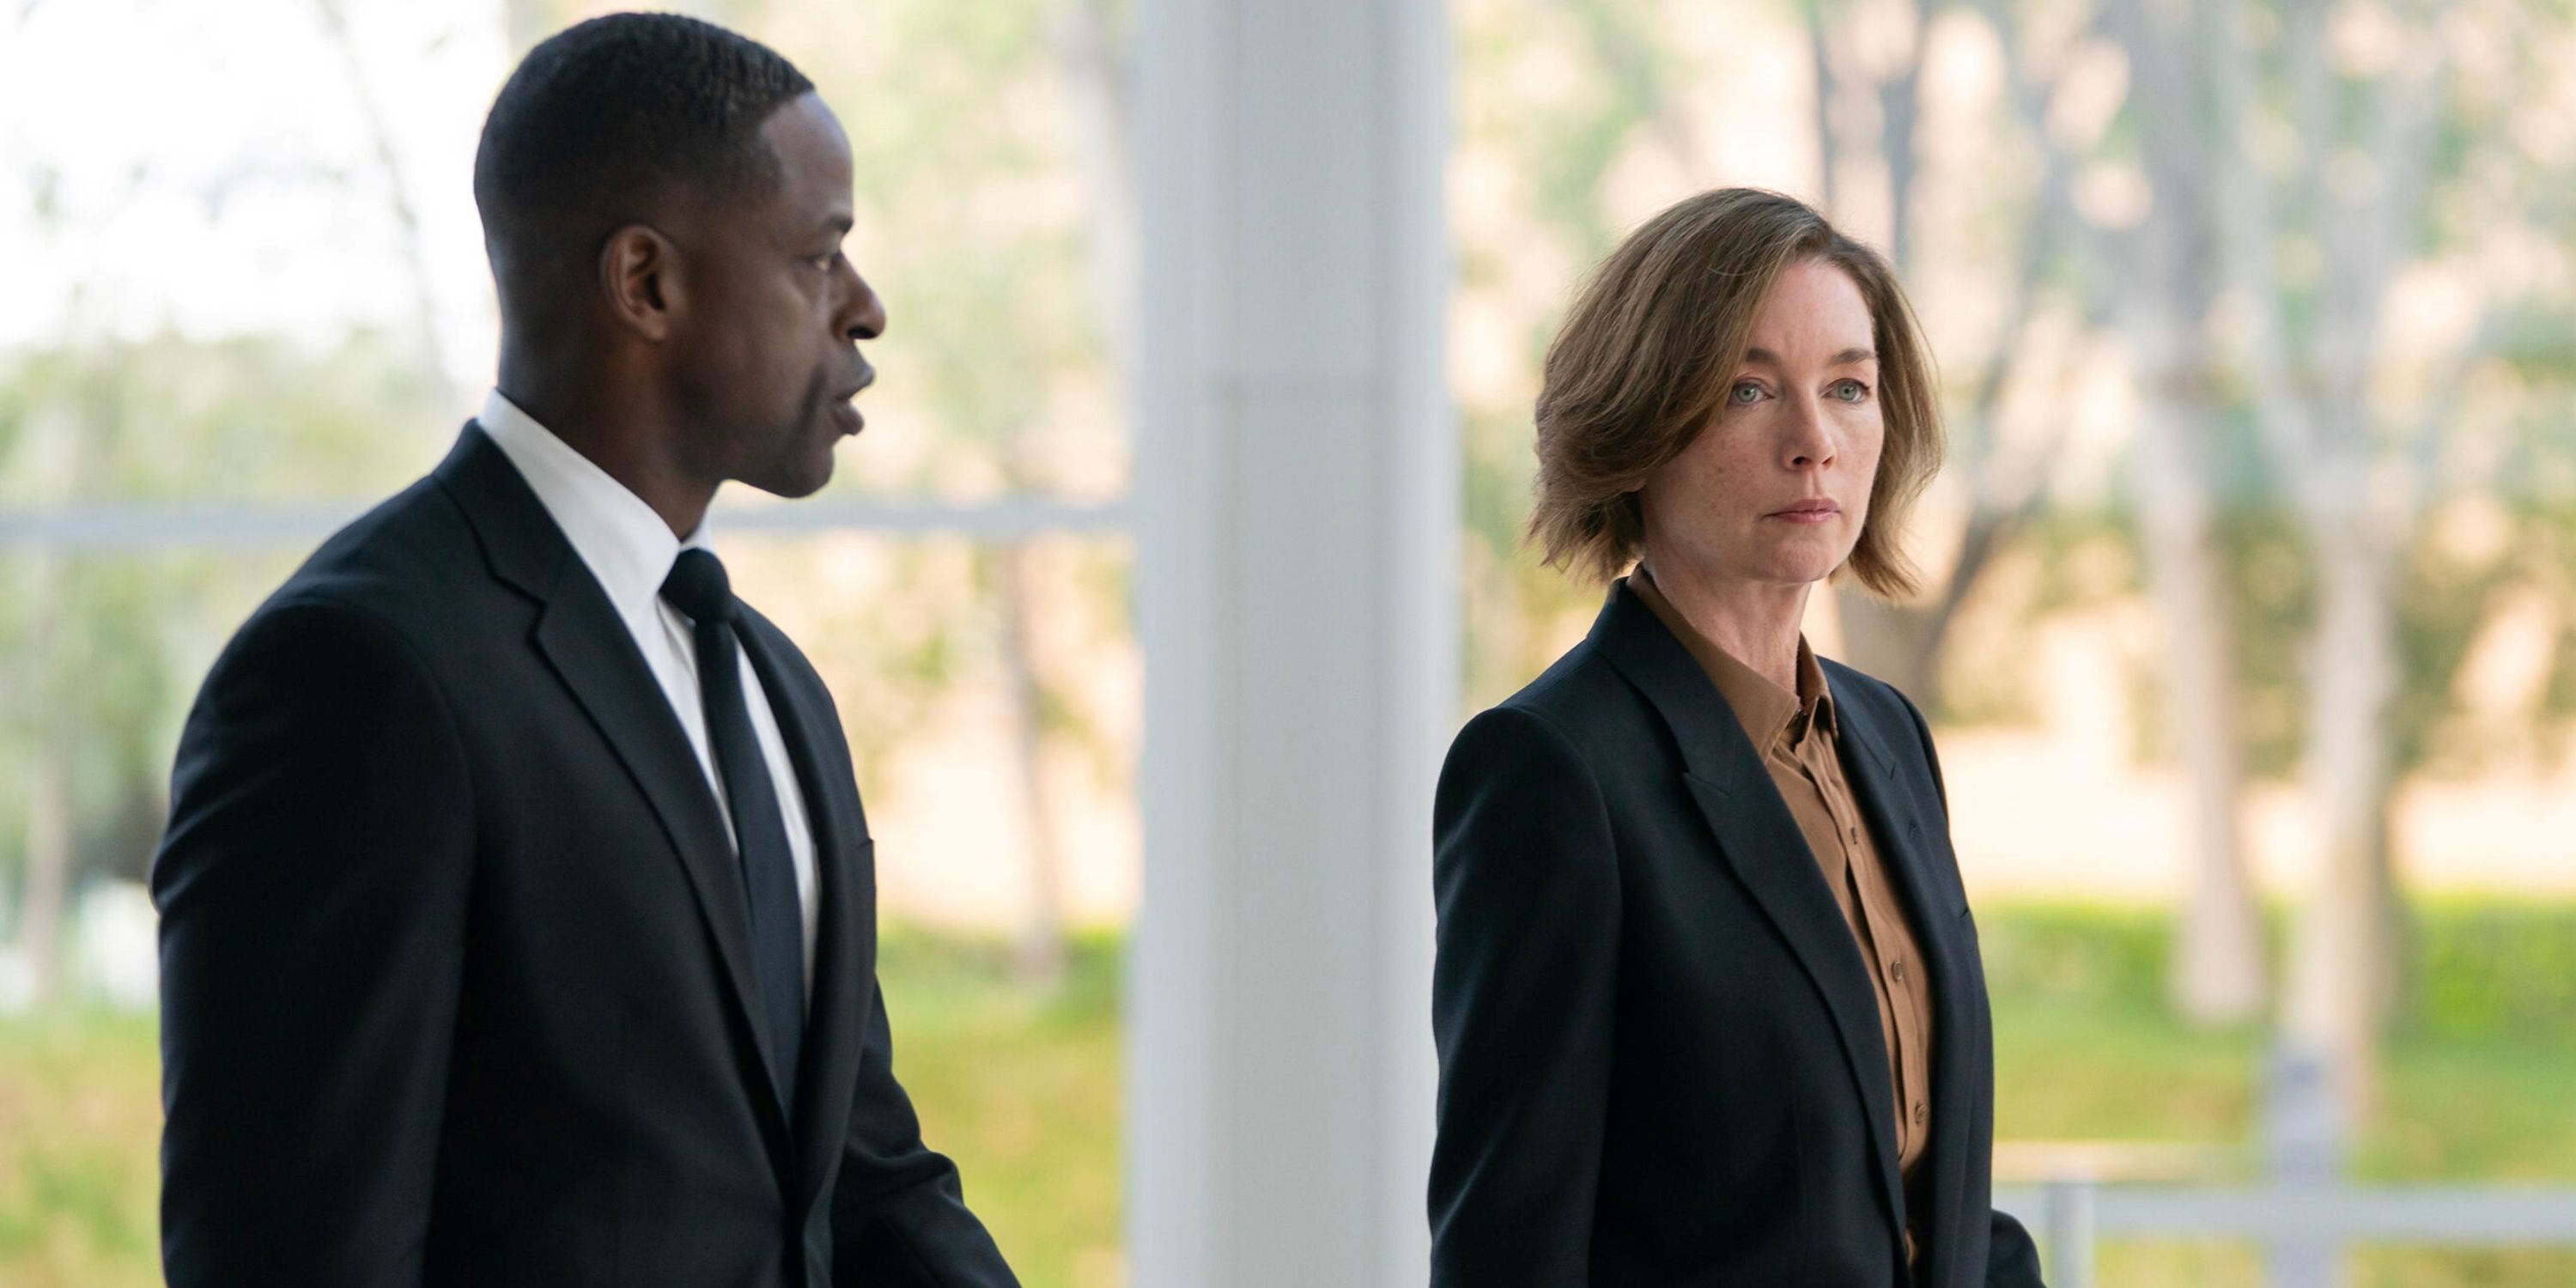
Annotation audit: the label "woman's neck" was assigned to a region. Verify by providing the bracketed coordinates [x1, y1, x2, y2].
[1636, 557, 1811, 693]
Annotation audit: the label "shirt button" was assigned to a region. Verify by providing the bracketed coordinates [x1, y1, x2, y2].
[1891, 960, 1907, 982]
[1914, 1103, 1929, 1124]
[1848, 827, 1860, 842]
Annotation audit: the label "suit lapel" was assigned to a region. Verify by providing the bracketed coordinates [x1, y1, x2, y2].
[734, 611, 876, 1208]
[434, 423, 793, 1153]
[1826, 666, 1982, 1287]
[1589, 580, 1910, 1238]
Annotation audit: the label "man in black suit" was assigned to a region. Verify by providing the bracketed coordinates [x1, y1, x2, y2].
[153, 15, 1018, 1286]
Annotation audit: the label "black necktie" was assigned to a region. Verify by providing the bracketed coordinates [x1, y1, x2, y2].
[660, 547, 804, 1106]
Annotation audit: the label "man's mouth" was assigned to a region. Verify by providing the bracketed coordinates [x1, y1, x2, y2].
[829, 363, 874, 435]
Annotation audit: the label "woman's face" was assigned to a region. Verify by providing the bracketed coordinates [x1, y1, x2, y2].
[1637, 258, 1884, 592]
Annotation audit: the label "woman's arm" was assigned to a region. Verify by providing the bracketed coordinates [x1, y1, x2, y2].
[1428, 705, 1621, 1288]
[1894, 688, 2050, 1288]
[1988, 1209, 2047, 1286]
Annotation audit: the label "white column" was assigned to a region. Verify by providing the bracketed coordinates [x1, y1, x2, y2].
[1127, 0, 1453, 1283]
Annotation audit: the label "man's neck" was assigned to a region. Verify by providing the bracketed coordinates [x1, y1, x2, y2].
[493, 374, 715, 540]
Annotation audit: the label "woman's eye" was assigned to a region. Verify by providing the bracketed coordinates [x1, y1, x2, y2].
[1832, 380, 1870, 403]
[1730, 381, 1765, 405]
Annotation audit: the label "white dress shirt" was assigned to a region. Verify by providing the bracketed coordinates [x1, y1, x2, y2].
[478, 389, 818, 992]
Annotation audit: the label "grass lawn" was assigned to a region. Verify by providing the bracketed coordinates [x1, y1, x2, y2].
[2, 907, 2571, 1286]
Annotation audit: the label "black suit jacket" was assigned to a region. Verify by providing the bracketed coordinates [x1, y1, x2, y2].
[1429, 580, 2044, 1288]
[154, 424, 1018, 1288]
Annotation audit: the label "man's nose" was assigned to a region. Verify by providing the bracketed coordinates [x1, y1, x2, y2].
[841, 266, 887, 341]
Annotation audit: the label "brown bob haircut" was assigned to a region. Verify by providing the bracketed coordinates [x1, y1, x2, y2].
[1528, 187, 1941, 598]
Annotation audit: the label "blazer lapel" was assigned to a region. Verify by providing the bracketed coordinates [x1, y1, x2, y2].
[1589, 580, 1910, 1238]
[435, 424, 793, 1152]
[734, 611, 876, 1208]
[1826, 670, 1983, 1286]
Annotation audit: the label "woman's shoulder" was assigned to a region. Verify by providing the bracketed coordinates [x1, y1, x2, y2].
[1814, 654, 1949, 811]
[1448, 637, 1653, 774]
[1814, 655, 1932, 743]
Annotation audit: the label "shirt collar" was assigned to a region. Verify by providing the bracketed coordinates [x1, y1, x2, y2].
[476, 388, 710, 625]
[1627, 567, 1837, 750]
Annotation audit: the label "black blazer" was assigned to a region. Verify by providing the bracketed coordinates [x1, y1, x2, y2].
[154, 424, 1017, 1288]
[1429, 580, 2044, 1288]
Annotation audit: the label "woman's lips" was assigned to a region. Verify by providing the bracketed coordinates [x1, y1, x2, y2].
[1767, 501, 1839, 525]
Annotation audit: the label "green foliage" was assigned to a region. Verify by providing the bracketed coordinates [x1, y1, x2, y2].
[1454, 0, 1695, 714]
[872, 927, 1125, 1288]
[772, 0, 1103, 485]
[2210, 502, 2314, 780]
[0, 332, 452, 905]
[731, 0, 1132, 814]
[1977, 902, 2177, 1015]
[0, 1010, 161, 1288]
[1977, 899, 2576, 1045]
[2408, 899, 2576, 1043]
[8, 915, 2576, 1286]
[0, 330, 440, 505]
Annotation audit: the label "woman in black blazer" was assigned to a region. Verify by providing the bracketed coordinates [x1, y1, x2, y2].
[1430, 188, 2046, 1288]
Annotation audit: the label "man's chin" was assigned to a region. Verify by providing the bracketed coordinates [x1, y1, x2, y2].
[740, 452, 835, 501]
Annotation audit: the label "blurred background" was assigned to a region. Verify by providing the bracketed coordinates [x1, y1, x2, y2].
[1, 0, 2570, 1285]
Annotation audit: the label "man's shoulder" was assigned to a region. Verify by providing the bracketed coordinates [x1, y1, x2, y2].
[732, 599, 830, 700]
[249, 471, 513, 663]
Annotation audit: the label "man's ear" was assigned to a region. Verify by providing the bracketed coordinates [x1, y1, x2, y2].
[600, 223, 685, 342]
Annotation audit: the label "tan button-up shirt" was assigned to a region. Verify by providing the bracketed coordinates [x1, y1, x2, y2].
[1631, 573, 1939, 1223]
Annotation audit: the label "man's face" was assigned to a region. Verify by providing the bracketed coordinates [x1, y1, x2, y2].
[665, 92, 884, 501]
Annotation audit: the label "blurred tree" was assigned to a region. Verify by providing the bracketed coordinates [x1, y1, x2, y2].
[751, 0, 1133, 988]
[314, 0, 458, 409]
[0, 331, 447, 1002]
[1452, 0, 2248, 1029]
[1988, 0, 2275, 1024]
[1455, 0, 1686, 714]
[1984, 0, 2567, 1164]
[2196, 0, 2551, 1140]
[1456, 0, 2573, 1064]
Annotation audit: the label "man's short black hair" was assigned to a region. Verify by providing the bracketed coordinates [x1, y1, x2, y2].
[474, 13, 815, 295]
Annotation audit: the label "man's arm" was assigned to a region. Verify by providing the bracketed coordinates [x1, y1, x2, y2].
[154, 596, 474, 1288]
[1428, 705, 1621, 1288]
[829, 981, 1018, 1288]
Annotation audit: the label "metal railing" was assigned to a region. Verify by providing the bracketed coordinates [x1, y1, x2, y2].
[0, 495, 1132, 550]
[1995, 1175, 2576, 1287]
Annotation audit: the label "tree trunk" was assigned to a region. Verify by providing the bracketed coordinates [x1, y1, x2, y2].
[1834, 592, 1941, 706]
[18, 553, 73, 1006]
[2132, 402, 2267, 1024]
[995, 544, 1070, 988]
[315, 0, 454, 407]
[1804, 1, 1838, 212]
[2282, 527, 2403, 1121]
[1056, 0, 1140, 371]
[2099, 0, 2272, 1029]
[1874, 0, 1929, 276]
